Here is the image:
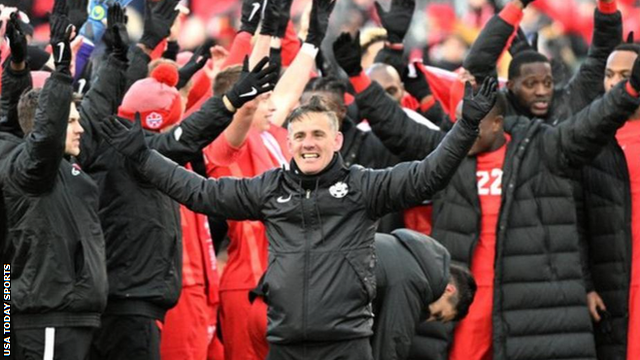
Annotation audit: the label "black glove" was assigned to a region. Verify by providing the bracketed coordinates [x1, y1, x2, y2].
[67, 0, 89, 29]
[50, 14, 73, 74]
[240, 0, 264, 34]
[100, 113, 150, 163]
[177, 40, 213, 89]
[6, 13, 27, 64]
[276, 0, 294, 38]
[52, 0, 68, 17]
[103, 3, 129, 62]
[374, 0, 415, 44]
[306, 0, 336, 48]
[520, 0, 537, 8]
[140, 0, 179, 50]
[225, 56, 279, 109]
[460, 77, 498, 129]
[629, 53, 640, 92]
[333, 31, 362, 77]
[260, 0, 280, 36]
[402, 61, 431, 101]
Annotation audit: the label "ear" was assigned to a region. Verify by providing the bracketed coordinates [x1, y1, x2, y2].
[506, 80, 514, 91]
[492, 115, 504, 132]
[445, 282, 457, 295]
[334, 131, 344, 151]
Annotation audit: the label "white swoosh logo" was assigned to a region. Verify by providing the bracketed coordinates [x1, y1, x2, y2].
[276, 194, 292, 203]
[57, 42, 65, 63]
[239, 87, 258, 98]
[248, 2, 260, 22]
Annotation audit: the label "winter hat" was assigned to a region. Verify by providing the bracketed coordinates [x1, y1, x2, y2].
[118, 63, 183, 131]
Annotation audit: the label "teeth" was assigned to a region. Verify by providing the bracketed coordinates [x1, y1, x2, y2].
[302, 154, 319, 159]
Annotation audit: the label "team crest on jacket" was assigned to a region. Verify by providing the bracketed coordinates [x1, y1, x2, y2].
[71, 163, 82, 176]
[146, 112, 163, 129]
[329, 182, 348, 198]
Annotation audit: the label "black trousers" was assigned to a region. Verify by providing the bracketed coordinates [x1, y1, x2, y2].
[14, 327, 94, 360]
[89, 315, 161, 360]
[267, 338, 373, 360]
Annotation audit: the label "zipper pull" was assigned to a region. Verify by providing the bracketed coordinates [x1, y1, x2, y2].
[306, 189, 311, 199]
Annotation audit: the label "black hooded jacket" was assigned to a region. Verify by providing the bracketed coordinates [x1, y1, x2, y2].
[356, 79, 640, 360]
[372, 229, 450, 360]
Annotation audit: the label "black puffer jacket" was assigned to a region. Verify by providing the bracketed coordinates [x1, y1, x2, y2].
[118, 111, 479, 344]
[582, 138, 635, 360]
[1, 72, 108, 329]
[358, 79, 640, 360]
[464, 7, 621, 124]
[372, 229, 450, 360]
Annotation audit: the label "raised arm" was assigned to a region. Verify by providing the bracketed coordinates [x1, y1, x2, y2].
[362, 78, 498, 219]
[402, 61, 454, 131]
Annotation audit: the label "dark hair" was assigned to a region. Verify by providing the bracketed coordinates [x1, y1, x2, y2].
[508, 50, 550, 80]
[449, 264, 477, 322]
[213, 65, 243, 95]
[285, 95, 339, 132]
[613, 43, 640, 55]
[17, 88, 41, 135]
[304, 76, 348, 97]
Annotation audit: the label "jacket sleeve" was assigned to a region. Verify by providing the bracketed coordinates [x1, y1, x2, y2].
[135, 149, 267, 220]
[78, 55, 128, 168]
[559, 8, 622, 120]
[421, 100, 454, 132]
[126, 46, 151, 91]
[9, 72, 74, 195]
[545, 81, 640, 172]
[361, 119, 478, 219]
[356, 81, 447, 161]
[0, 64, 33, 137]
[146, 96, 234, 165]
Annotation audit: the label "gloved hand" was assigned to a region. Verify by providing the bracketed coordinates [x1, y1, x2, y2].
[177, 39, 214, 89]
[305, 0, 336, 48]
[629, 52, 640, 93]
[276, 0, 294, 38]
[460, 77, 498, 129]
[333, 31, 362, 77]
[240, 0, 264, 34]
[6, 12, 27, 64]
[50, 13, 74, 75]
[402, 61, 432, 101]
[79, 0, 133, 44]
[102, 3, 129, 62]
[260, 0, 280, 36]
[374, 0, 415, 44]
[100, 113, 150, 163]
[224, 56, 279, 110]
[140, 0, 179, 50]
[67, 0, 89, 30]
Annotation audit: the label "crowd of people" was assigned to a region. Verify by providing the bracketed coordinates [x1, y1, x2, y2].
[1, 0, 640, 359]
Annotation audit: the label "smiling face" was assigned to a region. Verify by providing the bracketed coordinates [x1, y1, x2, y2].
[287, 112, 343, 175]
[508, 62, 554, 117]
[604, 50, 638, 93]
[65, 102, 83, 156]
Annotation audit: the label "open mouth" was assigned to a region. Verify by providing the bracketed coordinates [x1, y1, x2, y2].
[301, 153, 320, 159]
[532, 100, 549, 111]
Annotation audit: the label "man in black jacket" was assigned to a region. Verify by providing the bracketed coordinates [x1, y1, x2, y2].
[1, 12, 108, 360]
[463, 0, 621, 124]
[335, 30, 640, 360]
[371, 229, 476, 360]
[581, 41, 640, 360]
[98, 76, 498, 359]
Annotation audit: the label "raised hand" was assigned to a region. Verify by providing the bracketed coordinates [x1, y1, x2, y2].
[276, 0, 294, 38]
[332, 31, 362, 77]
[177, 39, 214, 89]
[374, 0, 415, 44]
[260, 0, 280, 37]
[102, 3, 129, 61]
[402, 61, 432, 101]
[240, 0, 264, 35]
[100, 113, 149, 162]
[224, 56, 279, 110]
[67, 0, 89, 29]
[629, 52, 640, 93]
[305, 0, 336, 48]
[6, 12, 27, 65]
[460, 77, 498, 129]
[140, 0, 180, 50]
[50, 12, 74, 75]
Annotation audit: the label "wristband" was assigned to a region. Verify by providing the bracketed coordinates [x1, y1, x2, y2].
[301, 43, 320, 58]
[499, 2, 524, 27]
[222, 95, 237, 113]
[350, 72, 372, 94]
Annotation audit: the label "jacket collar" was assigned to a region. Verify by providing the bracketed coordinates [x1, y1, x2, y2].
[287, 153, 347, 190]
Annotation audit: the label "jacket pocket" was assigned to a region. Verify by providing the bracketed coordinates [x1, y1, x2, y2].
[343, 247, 377, 304]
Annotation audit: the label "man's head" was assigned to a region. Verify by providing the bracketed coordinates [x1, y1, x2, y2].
[468, 93, 506, 156]
[428, 264, 477, 323]
[366, 63, 405, 103]
[301, 76, 348, 125]
[18, 88, 84, 156]
[507, 50, 553, 117]
[360, 27, 387, 70]
[604, 43, 640, 93]
[286, 96, 343, 175]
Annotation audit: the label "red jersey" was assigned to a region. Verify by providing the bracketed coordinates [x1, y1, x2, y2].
[450, 138, 508, 360]
[203, 125, 290, 291]
[615, 120, 640, 359]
